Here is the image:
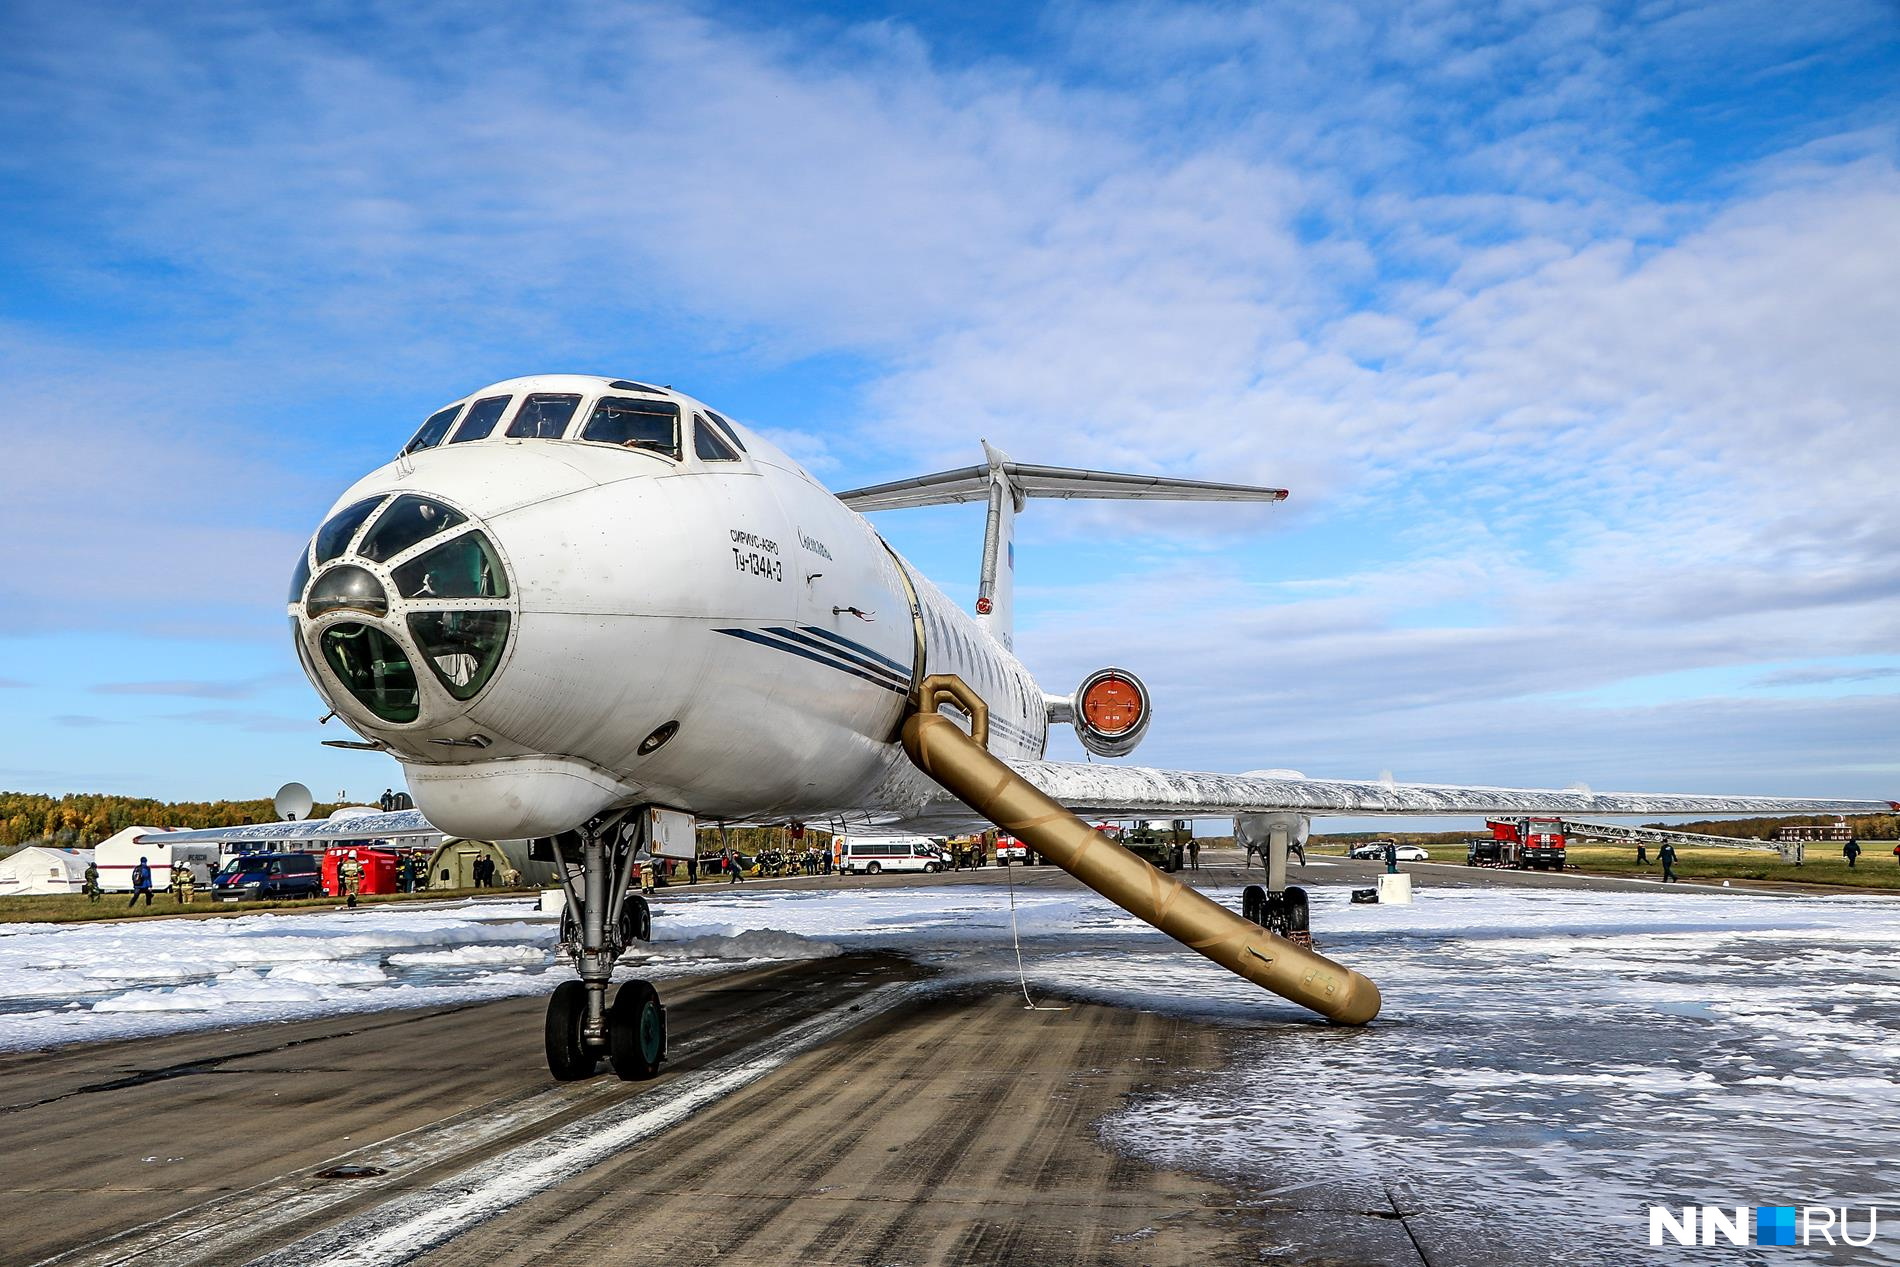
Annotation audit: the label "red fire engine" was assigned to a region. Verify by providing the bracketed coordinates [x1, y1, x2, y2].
[1469, 818, 1567, 870]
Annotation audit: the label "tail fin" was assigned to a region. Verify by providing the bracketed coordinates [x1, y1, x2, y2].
[838, 447, 1288, 652]
[974, 441, 1019, 650]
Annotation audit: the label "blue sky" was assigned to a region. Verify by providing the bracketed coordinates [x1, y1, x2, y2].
[1, 0, 1896, 819]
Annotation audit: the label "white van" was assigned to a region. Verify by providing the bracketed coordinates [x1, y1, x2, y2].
[838, 834, 946, 876]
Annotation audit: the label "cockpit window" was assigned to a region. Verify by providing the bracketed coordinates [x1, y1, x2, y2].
[402, 405, 464, 455]
[407, 611, 510, 700]
[581, 396, 680, 458]
[506, 393, 583, 440]
[693, 414, 740, 462]
[314, 498, 384, 565]
[306, 566, 389, 618]
[705, 410, 747, 452]
[288, 547, 312, 604]
[359, 495, 466, 563]
[448, 395, 511, 444]
[393, 531, 508, 599]
[320, 623, 420, 723]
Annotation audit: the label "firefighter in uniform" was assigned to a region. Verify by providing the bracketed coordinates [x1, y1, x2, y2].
[169, 862, 189, 904]
[640, 856, 656, 895]
[83, 861, 103, 902]
[340, 850, 365, 908]
[175, 862, 196, 904]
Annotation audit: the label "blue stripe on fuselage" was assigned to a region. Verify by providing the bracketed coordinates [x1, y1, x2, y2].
[714, 628, 908, 695]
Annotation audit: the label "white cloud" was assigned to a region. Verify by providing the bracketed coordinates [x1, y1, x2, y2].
[0, 0, 1893, 796]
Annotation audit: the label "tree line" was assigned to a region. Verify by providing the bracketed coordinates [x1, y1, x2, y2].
[0, 791, 340, 851]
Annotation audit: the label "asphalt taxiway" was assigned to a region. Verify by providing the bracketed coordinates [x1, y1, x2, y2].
[9, 949, 1275, 1266]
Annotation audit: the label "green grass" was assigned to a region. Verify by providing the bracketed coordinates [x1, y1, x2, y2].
[0, 885, 534, 924]
[1558, 845, 1900, 890]
[1302, 841, 1900, 890]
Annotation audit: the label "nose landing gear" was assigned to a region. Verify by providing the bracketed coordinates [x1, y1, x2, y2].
[542, 811, 667, 1082]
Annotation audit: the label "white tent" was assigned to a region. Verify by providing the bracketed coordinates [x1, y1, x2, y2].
[94, 825, 184, 891]
[0, 847, 95, 896]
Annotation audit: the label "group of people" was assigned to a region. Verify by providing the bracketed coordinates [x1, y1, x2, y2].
[100, 856, 197, 906]
[946, 839, 987, 870]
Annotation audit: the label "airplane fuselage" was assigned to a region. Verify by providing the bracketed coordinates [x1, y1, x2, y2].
[290, 375, 1045, 839]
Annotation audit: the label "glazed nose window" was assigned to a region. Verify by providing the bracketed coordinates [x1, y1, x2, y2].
[359, 495, 466, 562]
[305, 566, 389, 618]
[314, 498, 385, 564]
[288, 546, 312, 604]
[320, 623, 420, 723]
[393, 532, 508, 599]
[407, 611, 511, 698]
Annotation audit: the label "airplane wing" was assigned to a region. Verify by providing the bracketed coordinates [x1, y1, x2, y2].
[996, 761, 1897, 821]
[137, 809, 443, 847]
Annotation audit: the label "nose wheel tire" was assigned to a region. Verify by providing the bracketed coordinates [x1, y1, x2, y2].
[608, 980, 667, 1081]
[545, 980, 600, 1082]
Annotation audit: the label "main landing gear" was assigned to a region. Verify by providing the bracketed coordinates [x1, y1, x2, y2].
[1242, 884, 1313, 948]
[540, 810, 666, 1082]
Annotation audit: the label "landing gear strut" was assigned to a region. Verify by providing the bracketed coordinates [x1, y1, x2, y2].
[542, 810, 666, 1082]
[1237, 818, 1315, 947]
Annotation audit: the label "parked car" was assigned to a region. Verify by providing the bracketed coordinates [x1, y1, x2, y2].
[213, 852, 325, 901]
[1348, 841, 1430, 862]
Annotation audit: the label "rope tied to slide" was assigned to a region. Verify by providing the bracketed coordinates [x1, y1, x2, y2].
[1004, 854, 1068, 1012]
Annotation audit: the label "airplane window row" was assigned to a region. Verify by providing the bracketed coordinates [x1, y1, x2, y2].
[917, 596, 1042, 741]
[401, 390, 746, 463]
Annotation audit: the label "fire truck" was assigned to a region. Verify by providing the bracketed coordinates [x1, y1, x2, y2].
[1468, 817, 1568, 870]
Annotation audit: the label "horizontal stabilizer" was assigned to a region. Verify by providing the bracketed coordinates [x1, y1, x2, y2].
[839, 461, 1287, 512]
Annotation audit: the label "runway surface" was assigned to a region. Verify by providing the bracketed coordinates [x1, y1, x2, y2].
[7, 856, 1898, 1265]
[8, 952, 1280, 1267]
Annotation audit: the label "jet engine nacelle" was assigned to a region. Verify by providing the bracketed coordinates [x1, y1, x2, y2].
[1234, 810, 1312, 851]
[1236, 772, 1312, 852]
[1067, 667, 1151, 758]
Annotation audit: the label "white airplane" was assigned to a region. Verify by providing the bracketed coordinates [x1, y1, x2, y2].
[159, 374, 1895, 1079]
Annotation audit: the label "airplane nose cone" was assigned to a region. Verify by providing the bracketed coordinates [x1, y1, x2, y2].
[289, 490, 516, 732]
